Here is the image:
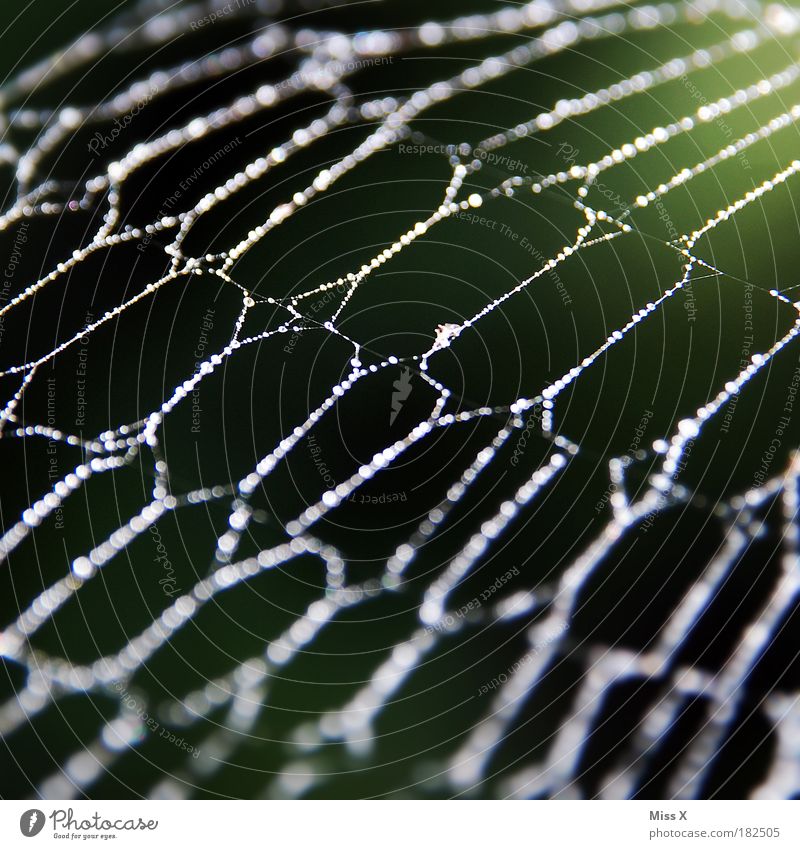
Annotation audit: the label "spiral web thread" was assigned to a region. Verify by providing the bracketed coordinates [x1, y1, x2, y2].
[1, 0, 800, 799]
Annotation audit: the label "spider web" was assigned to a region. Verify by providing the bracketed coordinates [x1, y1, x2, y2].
[1, 0, 800, 799]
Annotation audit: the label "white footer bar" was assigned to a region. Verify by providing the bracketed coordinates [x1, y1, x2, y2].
[0, 799, 796, 848]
